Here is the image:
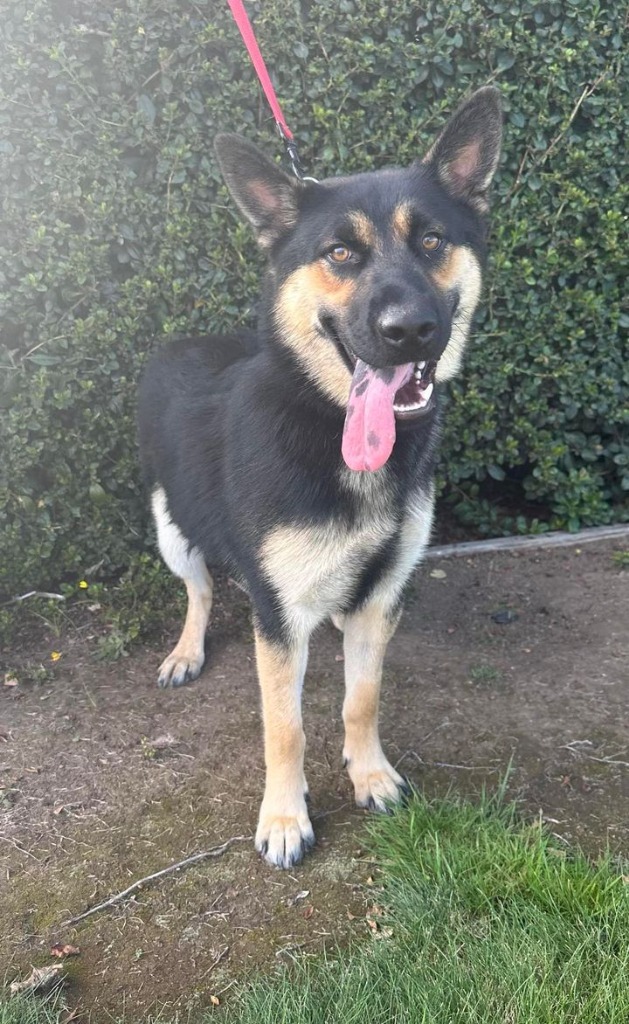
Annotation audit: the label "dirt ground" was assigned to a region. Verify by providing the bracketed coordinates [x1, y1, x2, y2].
[2, 537, 628, 1017]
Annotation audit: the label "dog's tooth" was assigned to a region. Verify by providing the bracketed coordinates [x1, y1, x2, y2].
[417, 360, 427, 371]
[422, 382, 434, 401]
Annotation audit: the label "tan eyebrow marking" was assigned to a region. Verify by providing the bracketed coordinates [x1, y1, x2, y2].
[391, 201, 414, 244]
[348, 211, 379, 250]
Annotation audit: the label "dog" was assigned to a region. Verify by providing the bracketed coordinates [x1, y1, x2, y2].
[137, 87, 502, 868]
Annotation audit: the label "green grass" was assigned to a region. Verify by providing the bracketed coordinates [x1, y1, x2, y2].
[0, 996, 65, 1024]
[227, 791, 629, 1024]
[4, 792, 629, 1023]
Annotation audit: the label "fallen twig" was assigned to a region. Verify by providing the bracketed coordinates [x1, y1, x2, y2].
[562, 742, 629, 769]
[61, 835, 250, 927]
[200, 944, 230, 980]
[396, 749, 497, 772]
[1, 589, 65, 606]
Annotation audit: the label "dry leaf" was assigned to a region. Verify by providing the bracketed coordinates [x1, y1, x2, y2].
[366, 918, 378, 932]
[429, 569, 447, 579]
[346, 910, 356, 920]
[3, 673, 18, 687]
[286, 889, 310, 907]
[303, 905, 314, 920]
[10, 964, 64, 995]
[210, 995, 220, 1007]
[51, 943, 80, 958]
[365, 876, 375, 885]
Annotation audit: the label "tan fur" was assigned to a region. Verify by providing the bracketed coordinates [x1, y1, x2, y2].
[342, 602, 406, 808]
[429, 244, 482, 383]
[348, 210, 379, 251]
[274, 264, 354, 406]
[260, 512, 396, 633]
[158, 575, 213, 684]
[391, 200, 414, 244]
[254, 634, 305, 770]
[253, 630, 313, 863]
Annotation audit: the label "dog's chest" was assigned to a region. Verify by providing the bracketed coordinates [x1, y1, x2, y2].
[260, 507, 396, 618]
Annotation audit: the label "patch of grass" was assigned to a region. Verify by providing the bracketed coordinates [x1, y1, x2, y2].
[0, 995, 66, 1024]
[612, 549, 629, 569]
[469, 663, 502, 687]
[227, 790, 629, 1024]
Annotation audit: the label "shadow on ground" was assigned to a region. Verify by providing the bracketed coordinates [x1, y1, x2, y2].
[2, 539, 628, 1015]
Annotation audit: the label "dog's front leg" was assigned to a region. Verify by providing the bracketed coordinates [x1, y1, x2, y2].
[253, 626, 314, 868]
[342, 602, 408, 811]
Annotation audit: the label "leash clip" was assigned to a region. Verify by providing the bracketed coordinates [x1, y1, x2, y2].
[278, 125, 319, 184]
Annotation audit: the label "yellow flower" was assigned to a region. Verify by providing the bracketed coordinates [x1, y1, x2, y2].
[51, 651, 62, 662]
[78, 580, 88, 589]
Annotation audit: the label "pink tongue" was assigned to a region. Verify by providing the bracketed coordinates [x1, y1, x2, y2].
[342, 360, 414, 472]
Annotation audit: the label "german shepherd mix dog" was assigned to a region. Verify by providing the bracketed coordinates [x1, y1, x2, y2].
[138, 87, 502, 868]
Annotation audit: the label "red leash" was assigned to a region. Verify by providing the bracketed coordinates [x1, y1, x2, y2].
[226, 0, 314, 180]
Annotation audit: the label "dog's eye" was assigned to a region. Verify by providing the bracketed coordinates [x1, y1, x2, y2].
[327, 244, 352, 264]
[421, 233, 442, 252]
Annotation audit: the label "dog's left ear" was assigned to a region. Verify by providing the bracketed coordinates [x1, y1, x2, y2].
[424, 87, 503, 213]
[214, 134, 301, 248]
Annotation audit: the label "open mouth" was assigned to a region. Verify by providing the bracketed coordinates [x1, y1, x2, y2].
[318, 314, 440, 472]
[320, 315, 437, 421]
[392, 360, 437, 420]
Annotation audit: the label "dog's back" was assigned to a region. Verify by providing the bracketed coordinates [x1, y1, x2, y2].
[138, 329, 259, 565]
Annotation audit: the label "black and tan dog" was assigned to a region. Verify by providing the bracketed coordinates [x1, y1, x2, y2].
[138, 87, 502, 868]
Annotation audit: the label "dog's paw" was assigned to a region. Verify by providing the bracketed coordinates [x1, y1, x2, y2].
[255, 800, 315, 869]
[345, 754, 410, 813]
[157, 648, 204, 688]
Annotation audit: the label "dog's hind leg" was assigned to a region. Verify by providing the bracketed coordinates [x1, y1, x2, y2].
[342, 602, 409, 811]
[253, 626, 314, 868]
[152, 487, 214, 688]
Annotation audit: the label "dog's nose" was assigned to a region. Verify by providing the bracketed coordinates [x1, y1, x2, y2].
[377, 307, 438, 348]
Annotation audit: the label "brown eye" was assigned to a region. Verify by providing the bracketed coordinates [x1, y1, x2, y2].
[327, 244, 352, 264]
[422, 232, 442, 252]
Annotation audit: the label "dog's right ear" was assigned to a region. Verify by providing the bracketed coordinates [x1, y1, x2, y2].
[214, 134, 301, 248]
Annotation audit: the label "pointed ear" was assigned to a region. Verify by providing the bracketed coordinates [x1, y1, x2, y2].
[424, 87, 503, 213]
[214, 134, 301, 247]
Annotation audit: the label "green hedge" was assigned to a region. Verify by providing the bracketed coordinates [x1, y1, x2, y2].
[1, 0, 627, 595]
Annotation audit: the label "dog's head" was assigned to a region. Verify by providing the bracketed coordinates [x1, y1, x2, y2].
[215, 87, 502, 471]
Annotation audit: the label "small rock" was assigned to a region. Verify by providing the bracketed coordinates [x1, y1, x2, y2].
[491, 609, 518, 625]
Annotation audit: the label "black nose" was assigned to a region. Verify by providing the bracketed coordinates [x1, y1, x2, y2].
[377, 306, 438, 348]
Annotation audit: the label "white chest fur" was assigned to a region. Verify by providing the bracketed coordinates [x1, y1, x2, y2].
[260, 476, 435, 633]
